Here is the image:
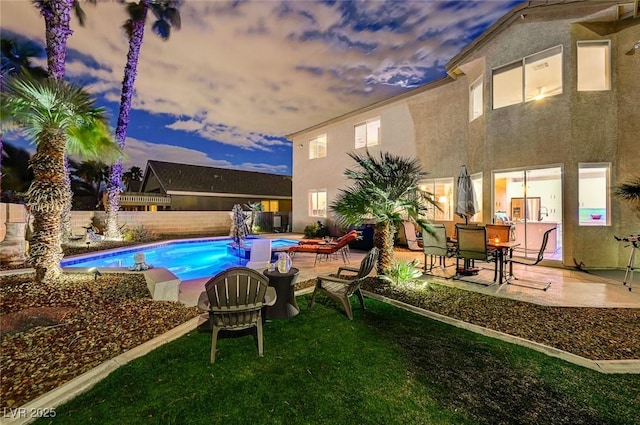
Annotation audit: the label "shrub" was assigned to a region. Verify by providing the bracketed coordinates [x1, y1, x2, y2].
[122, 225, 153, 242]
[380, 259, 424, 288]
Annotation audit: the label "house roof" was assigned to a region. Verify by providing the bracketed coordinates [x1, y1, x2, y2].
[142, 160, 292, 198]
[445, 0, 633, 77]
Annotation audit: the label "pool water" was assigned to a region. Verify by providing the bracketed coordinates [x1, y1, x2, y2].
[61, 237, 299, 281]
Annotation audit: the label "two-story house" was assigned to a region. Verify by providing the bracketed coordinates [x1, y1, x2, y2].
[288, 0, 639, 270]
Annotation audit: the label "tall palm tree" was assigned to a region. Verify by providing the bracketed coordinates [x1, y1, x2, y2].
[104, 0, 181, 239]
[331, 151, 438, 274]
[33, 0, 97, 241]
[0, 75, 120, 282]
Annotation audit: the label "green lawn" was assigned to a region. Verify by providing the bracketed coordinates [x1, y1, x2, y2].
[39, 295, 639, 425]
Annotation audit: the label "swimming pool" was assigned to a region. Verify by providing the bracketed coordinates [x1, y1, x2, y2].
[61, 237, 299, 281]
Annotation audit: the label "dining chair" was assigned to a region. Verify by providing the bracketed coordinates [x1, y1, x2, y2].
[485, 223, 513, 243]
[422, 224, 454, 275]
[506, 227, 556, 290]
[455, 224, 498, 283]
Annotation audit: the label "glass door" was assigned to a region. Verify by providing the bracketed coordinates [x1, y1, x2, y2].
[492, 166, 562, 260]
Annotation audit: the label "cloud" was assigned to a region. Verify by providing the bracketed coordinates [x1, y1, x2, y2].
[122, 137, 288, 174]
[0, 0, 518, 168]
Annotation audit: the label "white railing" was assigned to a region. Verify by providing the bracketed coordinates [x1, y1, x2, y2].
[119, 193, 171, 205]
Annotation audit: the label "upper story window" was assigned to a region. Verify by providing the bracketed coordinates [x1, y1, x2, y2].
[355, 117, 380, 149]
[577, 41, 611, 91]
[309, 134, 327, 159]
[493, 45, 563, 109]
[469, 77, 483, 121]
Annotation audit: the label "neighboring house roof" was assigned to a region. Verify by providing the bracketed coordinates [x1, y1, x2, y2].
[141, 160, 292, 198]
[125, 180, 142, 192]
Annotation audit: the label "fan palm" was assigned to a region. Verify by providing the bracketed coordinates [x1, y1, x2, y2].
[613, 174, 640, 219]
[33, 0, 98, 240]
[0, 75, 120, 282]
[331, 151, 438, 274]
[104, 0, 181, 239]
[70, 159, 109, 208]
[1, 37, 47, 193]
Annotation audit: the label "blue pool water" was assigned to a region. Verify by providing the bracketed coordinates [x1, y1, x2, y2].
[61, 237, 299, 281]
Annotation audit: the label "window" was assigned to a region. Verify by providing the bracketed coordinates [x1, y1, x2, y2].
[309, 190, 327, 217]
[493, 45, 563, 109]
[471, 172, 483, 223]
[578, 163, 610, 226]
[355, 117, 380, 148]
[420, 178, 454, 221]
[493, 62, 523, 109]
[261, 200, 279, 212]
[577, 41, 611, 91]
[524, 45, 563, 101]
[469, 77, 483, 121]
[309, 134, 327, 159]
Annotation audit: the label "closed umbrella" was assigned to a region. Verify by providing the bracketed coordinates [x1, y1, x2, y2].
[456, 165, 477, 225]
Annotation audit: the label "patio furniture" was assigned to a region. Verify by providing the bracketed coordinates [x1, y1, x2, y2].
[422, 224, 454, 275]
[246, 238, 272, 270]
[506, 227, 556, 290]
[298, 230, 358, 245]
[309, 247, 379, 320]
[399, 221, 422, 251]
[485, 223, 513, 243]
[289, 232, 358, 266]
[454, 224, 498, 284]
[263, 267, 300, 318]
[198, 267, 277, 363]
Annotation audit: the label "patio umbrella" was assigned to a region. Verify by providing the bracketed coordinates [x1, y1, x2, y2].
[455, 165, 477, 225]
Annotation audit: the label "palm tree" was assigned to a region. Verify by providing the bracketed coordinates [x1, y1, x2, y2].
[70, 159, 109, 208]
[244, 201, 262, 234]
[104, 0, 181, 239]
[0, 75, 120, 282]
[331, 151, 438, 274]
[0, 37, 47, 194]
[613, 174, 640, 219]
[33, 0, 97, 241]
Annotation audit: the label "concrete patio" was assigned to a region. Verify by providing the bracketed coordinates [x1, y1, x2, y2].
[178, 234, 640, 309]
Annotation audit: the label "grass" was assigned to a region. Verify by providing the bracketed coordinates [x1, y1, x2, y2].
[36, 295, 639, 425]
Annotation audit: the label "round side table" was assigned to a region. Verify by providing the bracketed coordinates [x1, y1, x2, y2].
[263, 267, 300, 319]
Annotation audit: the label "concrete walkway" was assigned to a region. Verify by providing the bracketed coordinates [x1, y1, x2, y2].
[180, 235, 640, 309]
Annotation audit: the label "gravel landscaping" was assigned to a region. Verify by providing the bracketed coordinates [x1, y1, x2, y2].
[1, 251, 638, 410]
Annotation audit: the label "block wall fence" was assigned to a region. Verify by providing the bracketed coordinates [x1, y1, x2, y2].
[0, 203, 232, 240]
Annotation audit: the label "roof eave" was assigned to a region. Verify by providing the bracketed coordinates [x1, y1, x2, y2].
[445, 0, 625, 79]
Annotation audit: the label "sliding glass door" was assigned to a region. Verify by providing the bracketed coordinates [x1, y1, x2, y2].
[492, 166, 562, 260]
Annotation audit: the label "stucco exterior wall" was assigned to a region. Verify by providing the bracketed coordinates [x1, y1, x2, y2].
[289, 4, 639, 270]
[291, 102, 417, 232]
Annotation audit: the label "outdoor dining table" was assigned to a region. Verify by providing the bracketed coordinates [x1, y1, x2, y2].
[487, 240, 520, 285]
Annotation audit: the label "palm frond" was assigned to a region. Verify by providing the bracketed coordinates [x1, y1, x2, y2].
[613, 175, 640, 202]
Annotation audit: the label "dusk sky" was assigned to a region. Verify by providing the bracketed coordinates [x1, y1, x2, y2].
[1, 0, 521, 176]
